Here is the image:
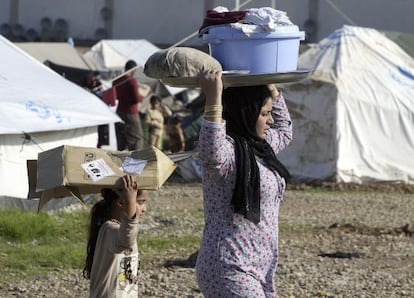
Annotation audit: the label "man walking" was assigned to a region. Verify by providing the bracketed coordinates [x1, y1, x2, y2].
[113, 60, 144, 151]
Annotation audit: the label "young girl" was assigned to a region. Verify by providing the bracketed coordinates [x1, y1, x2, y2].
[82, 175, 148, 298]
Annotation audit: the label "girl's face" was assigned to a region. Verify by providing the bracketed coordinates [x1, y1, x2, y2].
[136, 190, 148, 216]
[255, 98, 274, 139]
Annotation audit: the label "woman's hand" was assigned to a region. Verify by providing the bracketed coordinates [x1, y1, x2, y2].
[199, 70, 223, 106]
[267, 84, 279, 98]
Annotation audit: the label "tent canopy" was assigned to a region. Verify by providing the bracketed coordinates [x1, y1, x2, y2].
[15, 41, 97, 87]
[15, 42, 90, 69]
[0, 35, 122, 200]
[45, 60, 92, 86]
[279, 25, 414, 184]
[0, 35, 121, 134]
[82, 39, 186, 96]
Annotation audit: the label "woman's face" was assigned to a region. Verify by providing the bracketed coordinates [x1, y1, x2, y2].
[255, 98, 274, 139]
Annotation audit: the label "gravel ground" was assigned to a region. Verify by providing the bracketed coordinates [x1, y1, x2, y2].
[1, 181, 413, 298]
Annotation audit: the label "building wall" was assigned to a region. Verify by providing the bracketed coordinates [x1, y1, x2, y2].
[111, 0, 205, 46]
[111, 0, 309, 46]
[0, 0, 107, 41]
[0, 0, 413, 46]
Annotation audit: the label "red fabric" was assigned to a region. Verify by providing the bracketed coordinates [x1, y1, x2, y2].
[112, 75, 143, 114]
[101, 87, 117, 107]
[199, 9, 247, 32]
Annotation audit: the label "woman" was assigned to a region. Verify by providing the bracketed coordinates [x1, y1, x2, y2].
[196, 71, 292, 297]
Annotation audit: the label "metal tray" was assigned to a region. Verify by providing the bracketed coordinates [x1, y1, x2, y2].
[160, 69, 312, 88]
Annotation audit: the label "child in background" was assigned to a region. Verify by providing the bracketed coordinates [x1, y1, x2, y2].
[82, 175, 148, 298]
[145, 95, 172, 149]
[167, 115, 186, 153]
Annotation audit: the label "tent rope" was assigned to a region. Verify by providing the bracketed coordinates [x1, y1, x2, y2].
[20, 132, 43, 152]
[324, 0, 357, 26]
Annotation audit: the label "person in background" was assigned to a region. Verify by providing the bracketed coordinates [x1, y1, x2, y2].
[167, 114, 186, 153]
[196, 70, 292, 297]
[145, 95, 172, 150]
[82, 175, 148, 298]
[82, 71, 103, 94]
[113, 60, 144, 151]
[82, 72, 109, 148]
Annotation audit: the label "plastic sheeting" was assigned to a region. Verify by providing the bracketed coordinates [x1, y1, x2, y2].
[82, 39, 186, 96]
[279, 25, 414, 184]
[15, 42, 90, 69]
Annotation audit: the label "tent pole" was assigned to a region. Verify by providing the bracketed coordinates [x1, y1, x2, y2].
[235, 0, 240, 10]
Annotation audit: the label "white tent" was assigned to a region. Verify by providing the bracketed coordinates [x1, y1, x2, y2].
[15, 42, 90, 69]
[279, 25, 414, 184]
[0, 35, 121, 200]
[82, 39, 186, 96]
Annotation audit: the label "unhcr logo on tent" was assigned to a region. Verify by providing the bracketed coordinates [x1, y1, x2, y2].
[398, 66, 414, 80]
[25, 100, 71, 123]
[390, 66, 414, 89]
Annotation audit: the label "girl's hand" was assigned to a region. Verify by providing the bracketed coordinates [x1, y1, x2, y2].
[121, 175, 139, 218]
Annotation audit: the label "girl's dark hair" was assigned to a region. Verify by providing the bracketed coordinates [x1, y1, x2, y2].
[82, 188, 119, 279]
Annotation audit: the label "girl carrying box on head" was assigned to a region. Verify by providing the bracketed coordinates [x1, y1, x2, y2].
[82, 175, 148, 298]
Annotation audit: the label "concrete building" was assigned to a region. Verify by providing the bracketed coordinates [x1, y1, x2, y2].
[0, 0, 413, 47]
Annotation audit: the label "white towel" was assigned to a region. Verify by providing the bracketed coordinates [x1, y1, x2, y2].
[244, 7, 293, 29]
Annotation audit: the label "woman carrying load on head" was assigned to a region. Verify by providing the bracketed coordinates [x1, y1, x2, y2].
[196, 70, 292, 298]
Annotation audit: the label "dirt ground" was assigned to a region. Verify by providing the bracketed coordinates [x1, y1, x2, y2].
[1, 181, 413, 297]
[141, 181, 414, 297]
[123, 181, 414, 297]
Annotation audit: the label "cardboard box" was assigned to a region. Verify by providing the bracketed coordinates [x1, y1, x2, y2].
[27, 159, 90, 206]
[33, 145, 176, 210]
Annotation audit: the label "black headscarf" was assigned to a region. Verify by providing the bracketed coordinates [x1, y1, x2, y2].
[223, 85, 290, 224]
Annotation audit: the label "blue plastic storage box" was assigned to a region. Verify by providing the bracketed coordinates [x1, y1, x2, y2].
[203, 26, 305, 73]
